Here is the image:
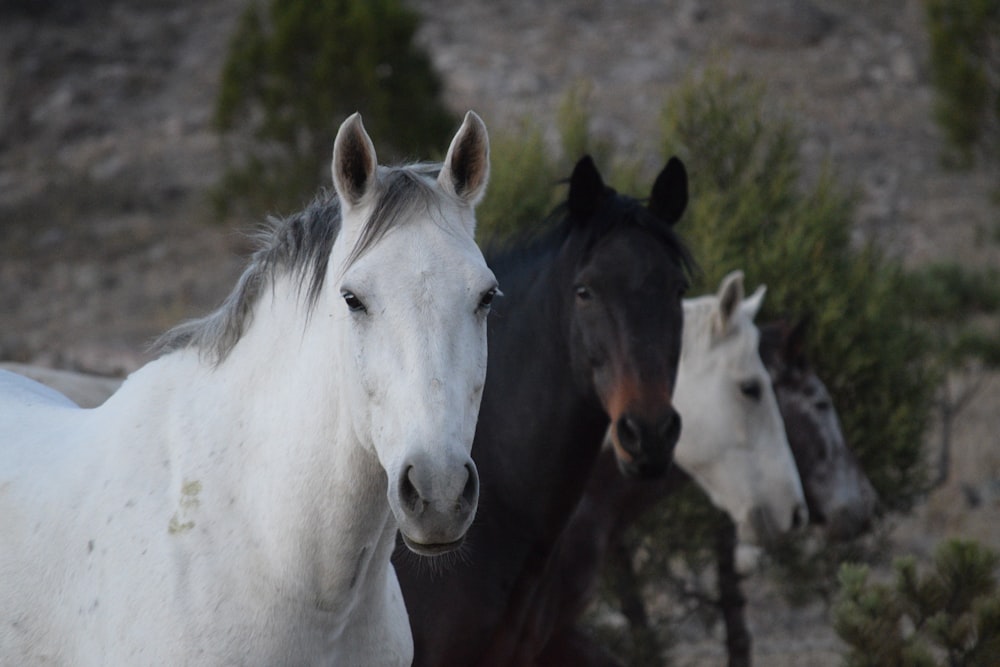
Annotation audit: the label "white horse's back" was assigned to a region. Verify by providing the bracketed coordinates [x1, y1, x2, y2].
[0, 362, 121, 408]
[0, 367, 80, 409]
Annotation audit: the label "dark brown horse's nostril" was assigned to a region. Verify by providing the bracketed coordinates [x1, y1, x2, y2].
[616, 415, 642, 456]
[657, 408, 682, 446]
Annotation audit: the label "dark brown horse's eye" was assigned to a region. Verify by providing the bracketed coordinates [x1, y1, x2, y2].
[575, 285, 592, 301]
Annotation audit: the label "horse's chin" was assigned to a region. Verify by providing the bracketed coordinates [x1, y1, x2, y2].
[615, 455, 673, 480]
[400, 533, 466, 557]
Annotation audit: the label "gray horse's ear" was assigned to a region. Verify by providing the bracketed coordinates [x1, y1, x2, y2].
[648, 156, 688, 225]
[438, 111, 490, 207]
[713, 270, 745, 337]
[332, 112, 378, 210]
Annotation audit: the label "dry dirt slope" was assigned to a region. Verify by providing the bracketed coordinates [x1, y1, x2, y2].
[1, 0, 999, 664]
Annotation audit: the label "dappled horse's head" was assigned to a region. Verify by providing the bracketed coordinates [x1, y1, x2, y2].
[329, 112, 496, 556]
[674, 272, 808, 546]
[759, 319, 879, 541]
[565, 156, 691, 478]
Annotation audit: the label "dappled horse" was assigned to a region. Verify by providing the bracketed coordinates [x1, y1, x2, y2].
[536, 276, 876, 667]
[0, 111, 495, 665]
[759, 319, 878, 540]
[392, 155, 695, 666]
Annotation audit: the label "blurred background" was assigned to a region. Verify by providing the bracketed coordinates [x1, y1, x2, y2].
[1, 0, 998, 664]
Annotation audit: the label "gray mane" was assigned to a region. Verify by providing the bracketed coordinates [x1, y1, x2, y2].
[154, 163, 444, 364]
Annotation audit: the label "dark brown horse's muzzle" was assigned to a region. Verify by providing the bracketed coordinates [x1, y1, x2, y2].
[611, 407, 681, 478]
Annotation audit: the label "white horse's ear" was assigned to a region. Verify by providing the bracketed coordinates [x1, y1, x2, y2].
[713, 270, 745, 337]
[742, 285, 767, 320]
[332, 112, 378, 211]
[438, 111, 490, 209]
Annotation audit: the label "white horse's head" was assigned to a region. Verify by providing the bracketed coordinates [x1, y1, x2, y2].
[674, 271, 807, 546]
[328, 112, 496, 556]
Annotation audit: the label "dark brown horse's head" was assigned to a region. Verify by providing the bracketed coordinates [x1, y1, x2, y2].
[564, 155, 693, 478]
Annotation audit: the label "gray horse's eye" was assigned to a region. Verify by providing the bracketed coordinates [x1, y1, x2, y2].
[739, 379, 762, 401]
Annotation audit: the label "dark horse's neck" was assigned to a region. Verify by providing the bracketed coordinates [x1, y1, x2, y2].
[394, 235, 613, 667]
[478, 242, 611, 539]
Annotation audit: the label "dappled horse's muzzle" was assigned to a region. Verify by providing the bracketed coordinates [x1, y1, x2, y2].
[611, 406, 681, 478]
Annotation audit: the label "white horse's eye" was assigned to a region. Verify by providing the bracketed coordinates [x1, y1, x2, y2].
[478, 287, 500, 312]
[341, 291, 367, 313]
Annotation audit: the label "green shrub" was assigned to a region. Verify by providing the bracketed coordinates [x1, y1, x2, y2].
[474, 120, 562, 244]
[213, 0, 455, 217]
[925, 0, 1000, 167]
[657, 66, 935, 509]
[576, 66, 939, 663]
[834, 539, 1000, 667]
[468, 65, 952, 664]
[475, 82, 616, 244]
[900, 262, 1000, 368]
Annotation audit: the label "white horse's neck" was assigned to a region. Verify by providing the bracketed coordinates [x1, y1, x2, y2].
[109, 274, 390, 606]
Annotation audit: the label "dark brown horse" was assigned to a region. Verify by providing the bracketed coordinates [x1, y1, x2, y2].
[533, 318, 878, 667]
[391, 155, 695, 666]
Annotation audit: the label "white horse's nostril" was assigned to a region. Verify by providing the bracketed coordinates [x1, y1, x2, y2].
[399, 466, 423, 514]
[460, 462, 479, 509]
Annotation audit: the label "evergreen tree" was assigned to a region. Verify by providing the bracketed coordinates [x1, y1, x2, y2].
[925, 0, 1000, 168]
[213, 0, 455, 216]
[835, 539, 1000, 667]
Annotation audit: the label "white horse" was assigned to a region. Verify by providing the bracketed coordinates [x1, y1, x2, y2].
[0, 362, 121, 408]
[0, 111, 496, 666]
[673, 270, 807, 546]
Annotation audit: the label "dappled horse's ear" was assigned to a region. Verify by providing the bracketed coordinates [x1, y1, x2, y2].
[713, 270, 745, 338]
[332, 112, 378, 212]
[567, 155, 607, 219]
[648, 156, 688, 225]
[438, 111, 491, 211]
[785, 316, 811, 369]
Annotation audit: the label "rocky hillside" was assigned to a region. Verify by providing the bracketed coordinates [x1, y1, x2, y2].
[2, 0, 998, 664]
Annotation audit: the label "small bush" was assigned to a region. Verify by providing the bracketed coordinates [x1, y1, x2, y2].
[834, 539, 1000, 667]
[213, 0, 455, 217]
[925, 0, 1000, 167]
[657, 66, 935, 509]
[591, 65, 938, 664]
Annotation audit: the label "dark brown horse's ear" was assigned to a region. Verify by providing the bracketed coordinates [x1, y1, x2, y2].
[568, 155, 607, 219]
[648, 157, 688, 225]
